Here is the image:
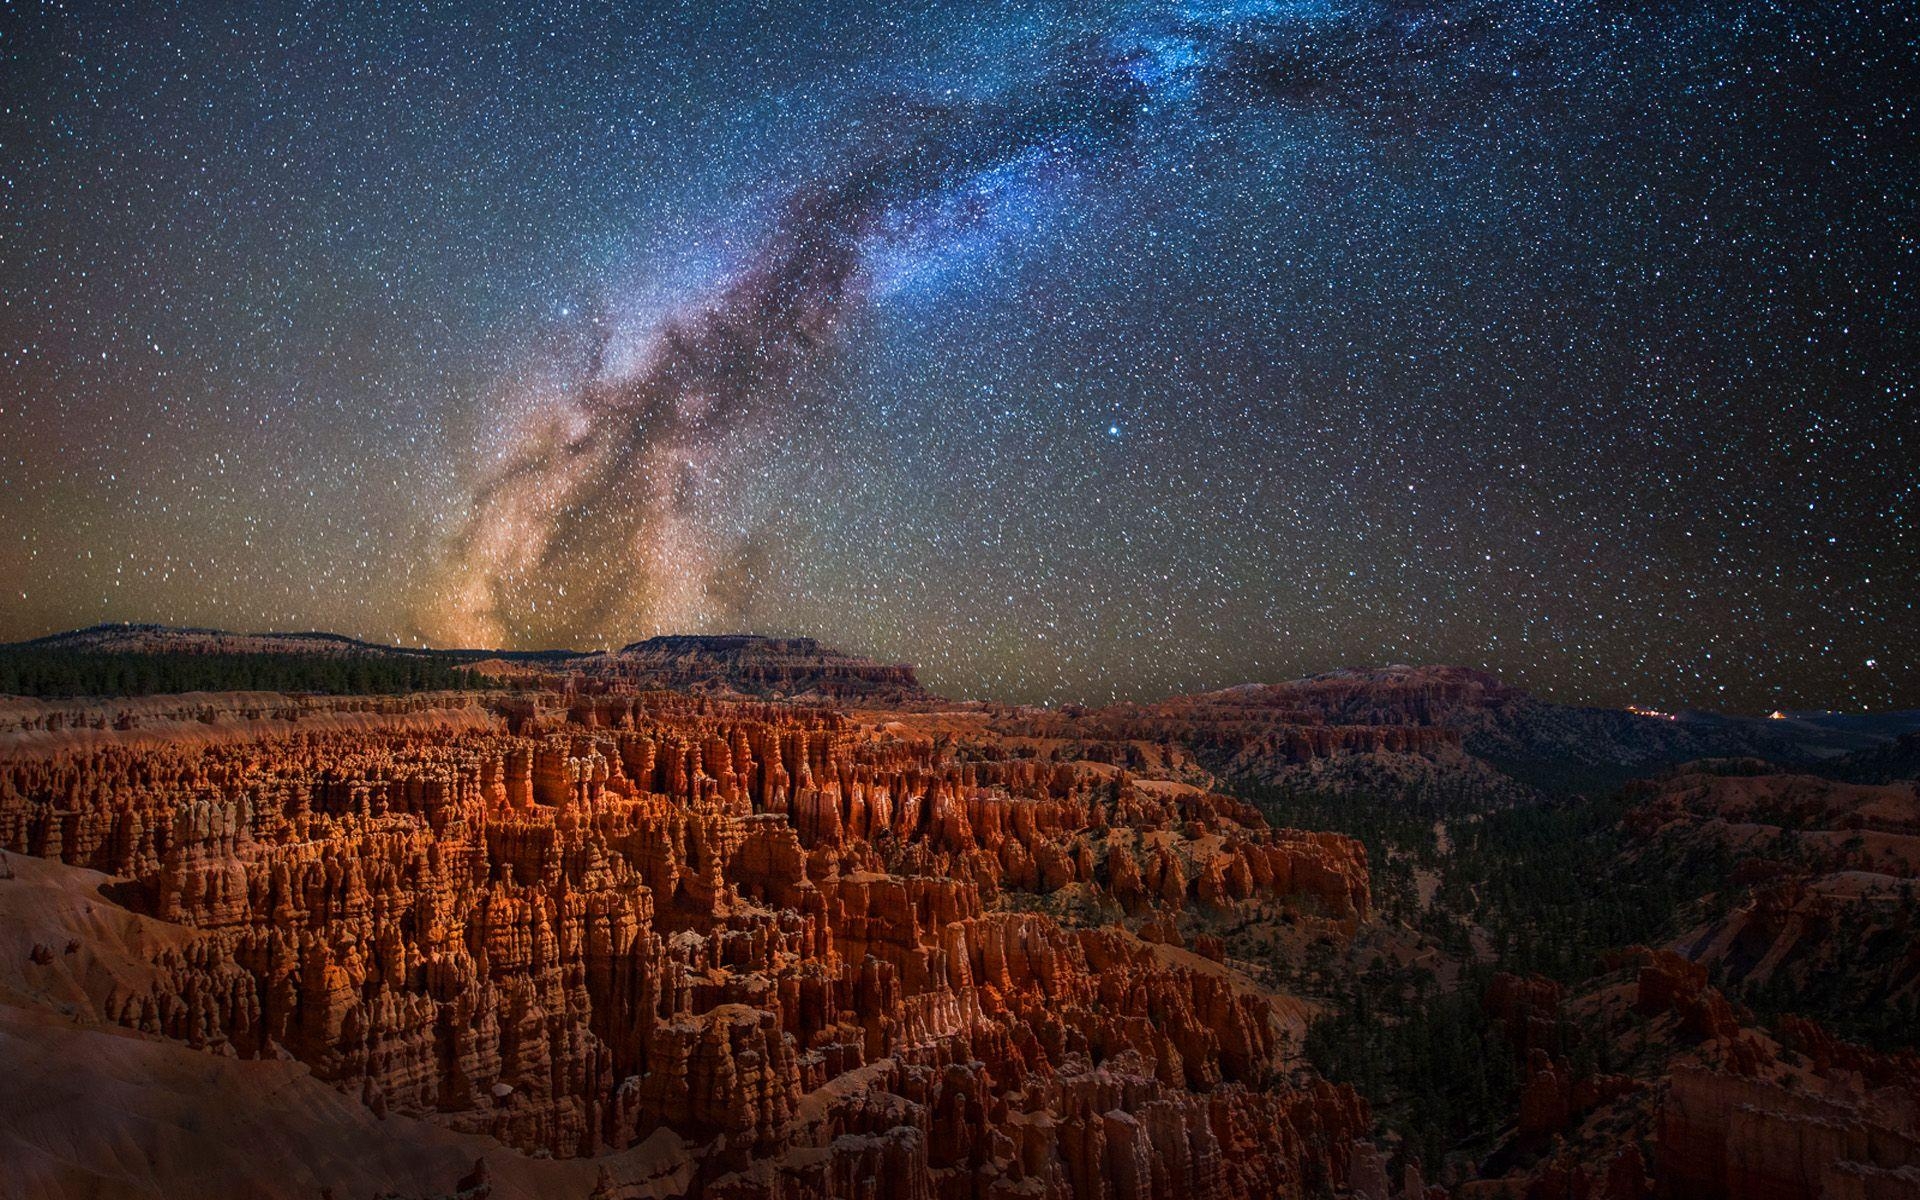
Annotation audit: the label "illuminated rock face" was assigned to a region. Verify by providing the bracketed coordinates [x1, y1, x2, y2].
[591, 635, 927, 702]
[0, 689, 1371, 1197]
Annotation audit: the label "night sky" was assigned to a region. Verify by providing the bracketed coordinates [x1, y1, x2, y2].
[1, 0, 1914, 711]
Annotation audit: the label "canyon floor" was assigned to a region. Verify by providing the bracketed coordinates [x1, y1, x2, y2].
[1, 632, 1916, 1199]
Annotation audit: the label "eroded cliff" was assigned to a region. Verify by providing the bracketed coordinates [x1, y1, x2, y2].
[0, 688, 1373, 1199]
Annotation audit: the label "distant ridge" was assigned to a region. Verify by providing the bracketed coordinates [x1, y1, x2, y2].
[9, 626, 1916, 747]
[1019, 663, 1920, 801]
[12, 623, 580, 661]
[19, 623, 410, 657]
[4, 624, 924, 703]
[587, 633, 925, 702]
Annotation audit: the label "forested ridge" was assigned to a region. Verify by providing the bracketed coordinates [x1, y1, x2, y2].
[0, 648, 499, 697]
[1249, 777, 1744, 1173]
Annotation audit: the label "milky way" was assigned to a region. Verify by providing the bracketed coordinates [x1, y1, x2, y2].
[1, 0, 1913, 710]
[422, 1, 1543, 649]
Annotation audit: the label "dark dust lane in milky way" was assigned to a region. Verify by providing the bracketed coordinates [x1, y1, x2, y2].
[1, 0, 1912, 710]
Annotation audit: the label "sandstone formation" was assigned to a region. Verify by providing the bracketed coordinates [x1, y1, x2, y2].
[588, 636, 925, 703]
[1623, 767, 1920, 1030]
[969, 664, 1880, 805]
[1637, 943, 1920, 1200]
[1454, 757, 1920, 1200]
[1457, 944, 1920, 1200]
[0, 686, 1374, 1198]
[6, 638, 1917, 1200]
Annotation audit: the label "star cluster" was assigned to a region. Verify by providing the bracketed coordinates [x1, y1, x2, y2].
[1, 0, 1913, 711]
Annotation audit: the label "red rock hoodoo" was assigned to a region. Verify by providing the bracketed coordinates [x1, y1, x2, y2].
[0, 687, 1374, 1198]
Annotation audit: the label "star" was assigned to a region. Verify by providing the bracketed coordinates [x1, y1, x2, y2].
[0, 0, 1908, 714]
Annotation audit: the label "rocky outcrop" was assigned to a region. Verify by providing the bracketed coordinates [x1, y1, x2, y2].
[1484, 973, 1565, 1056]
[971, 663, 1908, 811]
[988, 680, 1465, 783]
[586, 637, 926, 703]
[1633, 951, 1746, 1045]
[1623, 768, 1920, 1038]
[0, 687, 1370, 1196]
[1660, 1065, 1920, 1200]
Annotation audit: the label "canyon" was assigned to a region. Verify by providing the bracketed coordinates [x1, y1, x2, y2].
[0, 632, 1915, 1199]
